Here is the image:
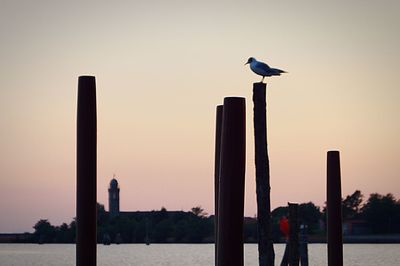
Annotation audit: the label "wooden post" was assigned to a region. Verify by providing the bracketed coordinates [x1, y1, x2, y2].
[253, 82, 275, 266]
[217, 97, 246, 266]
[299, 224, 309, 266]
[327, 151, 343, 266]
[288, 203, 299, 266]
[76, 76, 97, 266]
[214, 105, 223, 265]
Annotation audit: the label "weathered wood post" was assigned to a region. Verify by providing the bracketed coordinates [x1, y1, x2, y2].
[217, 97, 246, 266]
[253, 82, 275, 266]
[214, 105, 223, 265]
[288, 203, 299, 266]
[327, 151, 343, 266]
[76, 76, 97, 266]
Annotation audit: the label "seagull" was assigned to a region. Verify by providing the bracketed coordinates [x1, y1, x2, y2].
[245, 57, 286, 83]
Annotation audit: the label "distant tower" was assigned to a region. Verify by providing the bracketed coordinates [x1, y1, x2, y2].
[108, 177, 120, 218]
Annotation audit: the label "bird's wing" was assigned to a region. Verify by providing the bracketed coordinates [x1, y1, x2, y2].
[255, 61, 270, 70]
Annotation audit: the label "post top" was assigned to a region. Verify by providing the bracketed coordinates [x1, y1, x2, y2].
[78, 76, 96, 89]
[253, 82, 267, 87]
[223, 96, 245, 100]
[79, 75, 95, 80]
[223, 97, 246, 106]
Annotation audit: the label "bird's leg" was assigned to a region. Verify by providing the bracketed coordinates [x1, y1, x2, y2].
[261, 76, 265, 83]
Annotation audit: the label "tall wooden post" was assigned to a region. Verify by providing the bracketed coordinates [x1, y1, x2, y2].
[217, 97, 246, 266]
[253, 82, 275, 266]
[76, 76, 97, 266]
[288, 203, 299, 266]
[214, 105, 223, 265]
[327, 151, 343, 266]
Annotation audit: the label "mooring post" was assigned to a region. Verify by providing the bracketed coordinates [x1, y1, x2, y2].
[217, 97, 246, 266]
[253, 82, 275, 266]
[288, 203, 299, 266]
[299, 224, 309, 266]
[76, 76, 97, 266]
[327, 151, 343, 266]
[214, 105, 223, 265]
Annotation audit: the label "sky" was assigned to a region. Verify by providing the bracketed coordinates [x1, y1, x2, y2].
[0, 0, 399, 233]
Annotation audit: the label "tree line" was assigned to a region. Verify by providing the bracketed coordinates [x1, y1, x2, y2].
[31, 190, 400, 243]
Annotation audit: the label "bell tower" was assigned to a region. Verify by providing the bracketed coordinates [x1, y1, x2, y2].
[108, 177, 120, 218]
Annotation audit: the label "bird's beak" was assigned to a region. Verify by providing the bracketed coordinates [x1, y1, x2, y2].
[244, 62, 249, 65]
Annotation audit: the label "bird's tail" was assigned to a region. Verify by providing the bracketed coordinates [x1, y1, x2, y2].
[271, 68, 287, 75]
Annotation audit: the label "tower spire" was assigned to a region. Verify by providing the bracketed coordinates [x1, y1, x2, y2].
[108, 177, 120, 218]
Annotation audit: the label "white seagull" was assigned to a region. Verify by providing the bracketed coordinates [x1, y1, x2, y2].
[245, 57, 286, 82]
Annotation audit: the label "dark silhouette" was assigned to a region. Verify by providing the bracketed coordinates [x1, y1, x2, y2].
[245, 57, 286, 83]
[280, 205, 301, 266]
[361, 193, 400, 234]
[288, 203, 300, 266]
[299, 224, 309, 266]
[217, 97, 246, 266]
[76, 76, 97, 266]
[280, 206, 309, 266]
[191, 206, 208, 217]
[273, 202, 322, 240]
[298, 202, 322, 234]
[33, 219, 56, 244]
[253, 82, 275, 266]
[26, 190, 400, 244]
[327, 151, 343, 266]
[214, 105, 223, 266]
[109, 177, 120, 218]
[342, 190, 363, 219]
[279, 216, 289, 266]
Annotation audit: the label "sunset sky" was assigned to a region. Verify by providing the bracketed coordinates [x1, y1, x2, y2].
[1, 1, 399, 233]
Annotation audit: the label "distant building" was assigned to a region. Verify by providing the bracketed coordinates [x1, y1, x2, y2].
[107, 177, 187, 219]
[108, 178, 120, 218]
[343, 219, 370, 235]
[0, 233, 32, 243]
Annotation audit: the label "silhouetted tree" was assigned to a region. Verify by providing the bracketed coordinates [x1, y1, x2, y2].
[342, 190, 363, 219]
[191, 206, 208, 217]
[68, 220, 76, 242]
[55, 223, 70, 243]
[31, 194, 400, 244]
[361, 193, 400, 233]
[33, 219, 56, 243]
[298, 202, 322, 233]
[272, 206, 288, 219]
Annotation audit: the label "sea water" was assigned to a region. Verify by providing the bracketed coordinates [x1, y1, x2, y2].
[0, 243, 399, 266]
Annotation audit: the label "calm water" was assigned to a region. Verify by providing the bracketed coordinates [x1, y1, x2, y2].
[1, 243, 399, 265]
